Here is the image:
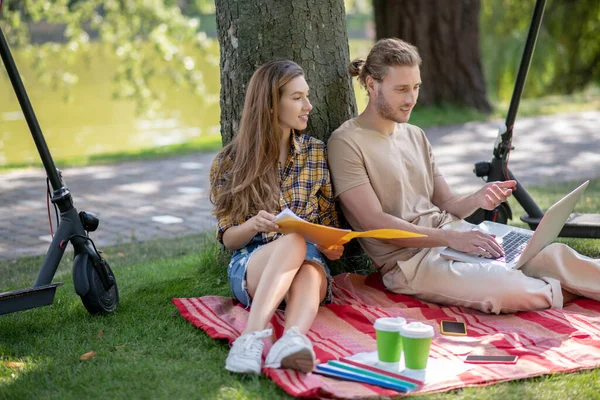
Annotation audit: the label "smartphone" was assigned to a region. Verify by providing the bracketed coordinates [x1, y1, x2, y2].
[464, 354, 519, 364]
[440, 320, 467, 336]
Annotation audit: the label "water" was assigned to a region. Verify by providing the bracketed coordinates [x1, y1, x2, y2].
[0, 39, 372, 167]
[0, 41, 222, 167]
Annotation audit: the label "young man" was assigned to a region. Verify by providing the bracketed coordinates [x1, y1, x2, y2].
[327, 38, 600, 314]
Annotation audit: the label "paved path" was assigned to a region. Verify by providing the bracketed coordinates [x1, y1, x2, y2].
[1, 111, 598, 261]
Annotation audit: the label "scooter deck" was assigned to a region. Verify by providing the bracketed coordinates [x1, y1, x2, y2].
[0, 283, 63, 315]
[522, 213, 600, 239]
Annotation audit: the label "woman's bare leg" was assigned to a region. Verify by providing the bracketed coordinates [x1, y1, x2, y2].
[283, 263, 327, 333]
[242, 233, 306, 334]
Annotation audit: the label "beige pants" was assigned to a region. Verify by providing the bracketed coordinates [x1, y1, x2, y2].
[382, 221, 600, 314]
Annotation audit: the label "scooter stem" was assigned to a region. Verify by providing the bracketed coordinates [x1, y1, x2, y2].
[0, 25, 62, 191]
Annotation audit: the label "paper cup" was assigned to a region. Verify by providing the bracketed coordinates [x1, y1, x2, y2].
[400, 322, 434, 370]
[374, 317, 406, 363]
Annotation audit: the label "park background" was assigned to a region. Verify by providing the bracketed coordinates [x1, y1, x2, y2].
[1, 1, 599, 399]
[1, 0, 598, 169]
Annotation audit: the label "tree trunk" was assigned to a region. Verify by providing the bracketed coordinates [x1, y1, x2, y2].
[215, 0, 357, 145]
[374, 0, 491, 112]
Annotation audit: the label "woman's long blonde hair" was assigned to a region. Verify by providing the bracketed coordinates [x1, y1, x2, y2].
[210, 60, 304, 221]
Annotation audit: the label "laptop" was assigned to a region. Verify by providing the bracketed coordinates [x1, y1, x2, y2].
[440, 180, 589, 269]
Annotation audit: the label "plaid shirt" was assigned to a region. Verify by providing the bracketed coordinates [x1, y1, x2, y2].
[210, 133, 339, 245]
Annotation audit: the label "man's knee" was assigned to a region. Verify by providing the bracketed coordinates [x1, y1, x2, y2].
[421, 269, 555, 314]
[544, 242, 569, 253]
[480, 274, 555, 314]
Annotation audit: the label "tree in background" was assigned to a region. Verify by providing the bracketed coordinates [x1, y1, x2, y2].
[0, 0, 211, 113]
[2, 0, 597, 116]
[481, 0, 600, 101]
[214, 0, 357, 145]
[373, 0, 492, 112]
[547, 0, 600, 94]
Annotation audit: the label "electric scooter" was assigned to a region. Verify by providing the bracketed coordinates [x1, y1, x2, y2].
[0, 6, 119, 315]
[466, 0, 600, 239]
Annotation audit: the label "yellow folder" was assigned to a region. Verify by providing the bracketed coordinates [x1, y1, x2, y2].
[274, 209, 425, 248]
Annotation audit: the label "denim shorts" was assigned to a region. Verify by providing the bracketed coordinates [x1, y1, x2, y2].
[227, 236, 333, 308]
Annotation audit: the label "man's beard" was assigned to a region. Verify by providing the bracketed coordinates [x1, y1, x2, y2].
[375, 87, 411, 124]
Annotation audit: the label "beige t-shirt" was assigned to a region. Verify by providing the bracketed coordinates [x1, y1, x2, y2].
[327, 118, 457, 275]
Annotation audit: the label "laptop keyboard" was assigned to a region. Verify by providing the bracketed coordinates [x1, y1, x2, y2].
[495, 231, 531, 264]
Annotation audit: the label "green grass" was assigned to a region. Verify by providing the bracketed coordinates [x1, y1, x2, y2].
[491, 86, 600, 122]
[408, 103, 488, 128]
[506, 179, 600, 258]
[0, 135, 223, 173]
[1, 179, 599, 399]
[408, 86, 600, 129]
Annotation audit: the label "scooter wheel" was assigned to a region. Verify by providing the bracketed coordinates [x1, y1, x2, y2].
[80, 258, 119, 314]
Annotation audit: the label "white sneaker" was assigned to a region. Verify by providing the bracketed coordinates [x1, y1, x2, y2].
[264, 326, 316, 373]
[225, 328, 272, 374]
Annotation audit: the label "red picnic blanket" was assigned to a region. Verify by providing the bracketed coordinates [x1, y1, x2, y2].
[173, 273, 600, 398]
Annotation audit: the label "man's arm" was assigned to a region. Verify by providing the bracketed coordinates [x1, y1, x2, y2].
[338, 183, 505, 257]
[339, 183, 451, 248]
[431, 175, 517, 219]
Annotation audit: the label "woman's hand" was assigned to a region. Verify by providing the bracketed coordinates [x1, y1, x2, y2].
[248, 210, 279, 233]
[316, 244, 344, 261]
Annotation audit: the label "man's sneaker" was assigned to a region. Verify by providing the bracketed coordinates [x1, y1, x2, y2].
[225, 328, 272, 374]
[264, 326, 315, 373]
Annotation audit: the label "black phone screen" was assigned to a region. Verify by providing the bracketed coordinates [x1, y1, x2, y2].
[441, 321, 466, 334]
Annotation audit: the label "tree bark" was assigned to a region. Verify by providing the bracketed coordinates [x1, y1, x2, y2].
[215, 0, 357, 145]
[374, 0, 491, 112]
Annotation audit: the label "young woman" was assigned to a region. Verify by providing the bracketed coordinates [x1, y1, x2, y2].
[209, 60, 343, 375]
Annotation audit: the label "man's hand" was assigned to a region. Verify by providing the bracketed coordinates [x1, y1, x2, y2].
[475, 180, 517, 210]
[316, 244, 344, 261]
[248, 210, 279, 233]
[447, 230, 504, 259]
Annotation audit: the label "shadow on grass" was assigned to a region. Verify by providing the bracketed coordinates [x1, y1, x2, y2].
[0, 238, 291, 399]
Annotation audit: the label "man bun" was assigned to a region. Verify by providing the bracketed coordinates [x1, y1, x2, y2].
[348, 58, 365, 77]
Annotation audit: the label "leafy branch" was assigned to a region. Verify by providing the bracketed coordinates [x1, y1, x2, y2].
[0, 0, 213, 114]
